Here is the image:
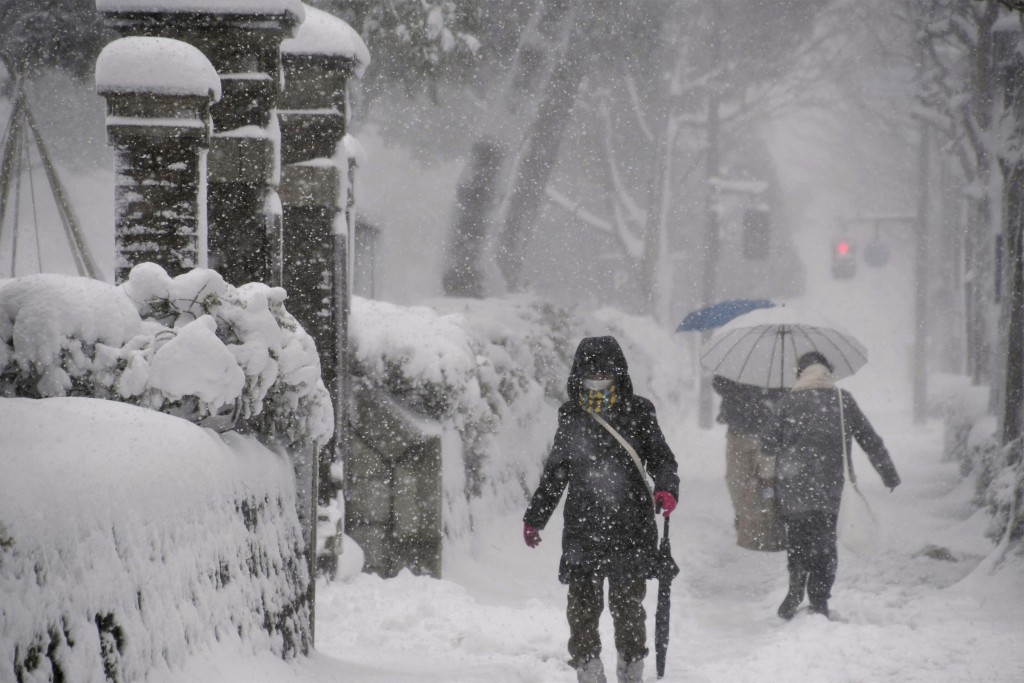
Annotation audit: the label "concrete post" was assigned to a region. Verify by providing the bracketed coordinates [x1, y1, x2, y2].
[95, 36, 219, 283]
[97, 0, 304, 287]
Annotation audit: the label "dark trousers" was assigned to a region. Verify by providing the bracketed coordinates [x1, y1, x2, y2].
[567, 575, 648, 666]
[783, 512, 838, 605]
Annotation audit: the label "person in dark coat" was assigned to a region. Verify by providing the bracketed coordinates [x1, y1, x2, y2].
[712, 375, 787, 550]
[523, 336, 679, 683]
[761, 351, 900, 619]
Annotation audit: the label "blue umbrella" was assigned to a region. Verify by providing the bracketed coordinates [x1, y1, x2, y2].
[677, 299, 775, 332]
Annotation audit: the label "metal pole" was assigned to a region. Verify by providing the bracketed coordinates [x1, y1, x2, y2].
[698, 0, 723, 430]
[24, 104, 103, 280]
[913, 123, 930, 424]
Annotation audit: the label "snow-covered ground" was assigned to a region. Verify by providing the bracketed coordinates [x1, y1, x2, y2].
[143, 395, 1024, 683]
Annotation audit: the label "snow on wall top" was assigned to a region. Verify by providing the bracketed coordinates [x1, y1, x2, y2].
[96, 37, 222, 101]
[281, 5, 370, 78]
[96, 0, 304, 20]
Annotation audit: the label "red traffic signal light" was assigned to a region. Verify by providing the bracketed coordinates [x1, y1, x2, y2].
[832, 238, 856, 279]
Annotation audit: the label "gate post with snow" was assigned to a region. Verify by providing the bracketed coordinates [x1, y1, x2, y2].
[95, 37, 219, 283]
[97, 0, 305, 288]
[276, 6, 369, 578]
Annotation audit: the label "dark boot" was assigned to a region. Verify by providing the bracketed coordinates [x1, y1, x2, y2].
[806, 554, 836, 619]
[576, 656, 607, 683]
[777, 568, 807, 620]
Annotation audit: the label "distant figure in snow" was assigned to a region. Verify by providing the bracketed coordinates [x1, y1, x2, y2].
[761, 351, 901, 620]
[523, 336, 679, 683]
[712, 375, 787, 551]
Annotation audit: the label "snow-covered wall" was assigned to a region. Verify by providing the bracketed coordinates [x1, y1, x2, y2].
[0, 397, 310, 682]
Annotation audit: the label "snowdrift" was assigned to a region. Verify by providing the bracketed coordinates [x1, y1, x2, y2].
[0, 397, 310, 682]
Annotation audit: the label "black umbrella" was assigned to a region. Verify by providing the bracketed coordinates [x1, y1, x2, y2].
[655, 515, 679, 679]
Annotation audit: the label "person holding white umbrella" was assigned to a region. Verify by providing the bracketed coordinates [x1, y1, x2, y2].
[760, 351, 901, 620]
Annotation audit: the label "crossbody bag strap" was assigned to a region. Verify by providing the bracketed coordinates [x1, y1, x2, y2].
[837, 387, 856, 485]
[589, 411, 656, 509]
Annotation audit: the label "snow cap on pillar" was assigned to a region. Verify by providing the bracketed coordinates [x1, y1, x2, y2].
[281, 4, 371, 78]
[95, 36, 221, 101]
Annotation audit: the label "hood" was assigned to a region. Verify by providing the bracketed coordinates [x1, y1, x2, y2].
[567, 336, 634, 403]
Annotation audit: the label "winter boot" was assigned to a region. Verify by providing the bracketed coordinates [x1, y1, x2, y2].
[808, 598, 829, 618]
[616, 655, 644, 683]
[777, 568, 808, 620]
[577, 656, 607, 683]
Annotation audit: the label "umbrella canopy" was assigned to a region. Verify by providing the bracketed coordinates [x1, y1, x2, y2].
[677, 298, 775, 332]
[699, 304, 867, 388]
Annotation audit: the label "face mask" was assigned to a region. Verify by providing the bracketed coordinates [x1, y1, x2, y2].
[583, 378, 614, 391]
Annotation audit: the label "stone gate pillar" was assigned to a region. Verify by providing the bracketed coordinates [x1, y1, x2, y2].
[95, 36, 219, 283]
[277, 4, 369, 576]
[97, 0, 304, 287]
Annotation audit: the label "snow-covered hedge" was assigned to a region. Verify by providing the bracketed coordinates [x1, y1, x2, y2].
[347, 295, 692, 539]
[0, 397, 311, 682]
[936, 373, 1024, 547]
[0, 265, 332, 451]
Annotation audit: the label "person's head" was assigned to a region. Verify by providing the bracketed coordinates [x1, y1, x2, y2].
[569, 336, 633, 399]
[797, 351, 833, 377]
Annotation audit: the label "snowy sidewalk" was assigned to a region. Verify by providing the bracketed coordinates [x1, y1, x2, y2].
[305, 406, 1024, 683]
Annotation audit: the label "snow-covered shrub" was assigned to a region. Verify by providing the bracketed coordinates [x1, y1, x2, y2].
[933, 372, 993, 476]
[347, 295, 693, 539]
[0, 266, 332, 452]
[0, 397, 311, 682]
[0, 273, 142, 399]
[935, 373, 1024, 547]
[976, 438, 1024, 545]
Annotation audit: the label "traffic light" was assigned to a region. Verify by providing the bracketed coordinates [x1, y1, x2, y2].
[742, 208, 771, 260]
[863, 241, 890, 267]
[832, 238, 856, 279]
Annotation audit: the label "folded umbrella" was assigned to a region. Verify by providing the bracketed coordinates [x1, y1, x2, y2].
[655, 515, 678, 679]
[699, 304, 867, 388]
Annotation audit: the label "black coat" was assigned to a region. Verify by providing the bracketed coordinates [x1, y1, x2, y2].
[712, 375, 786, 436]
[761, 387, 900, 517]
[524, 336, 679, 583]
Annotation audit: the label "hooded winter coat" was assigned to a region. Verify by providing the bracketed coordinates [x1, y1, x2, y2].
[760, 367, 900, 517]
[523, 336, 679, 583]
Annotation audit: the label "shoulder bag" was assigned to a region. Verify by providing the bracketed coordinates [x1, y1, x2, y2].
[836, 388, 880, 555]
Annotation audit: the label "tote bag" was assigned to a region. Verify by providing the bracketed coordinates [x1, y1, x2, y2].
[836, 389, 880, 556]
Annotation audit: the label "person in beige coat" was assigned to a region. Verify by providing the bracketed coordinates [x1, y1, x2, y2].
[712, 375, 787, 551]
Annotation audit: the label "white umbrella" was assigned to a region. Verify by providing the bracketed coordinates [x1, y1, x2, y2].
[699, 304, 867, 388]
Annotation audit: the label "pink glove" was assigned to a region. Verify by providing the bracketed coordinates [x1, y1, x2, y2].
[523, 523, 542, 548]
[653, 491, 677, 517]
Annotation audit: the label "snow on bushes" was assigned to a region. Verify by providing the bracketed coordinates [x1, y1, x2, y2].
[0, 397, 311, 682]
[0, 265, 332, 451]
[936, 373, 1024, 549]
[347, 295, 693, 539]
